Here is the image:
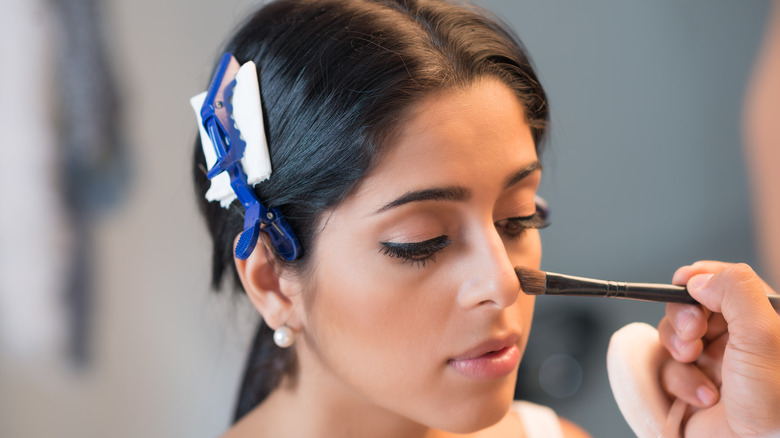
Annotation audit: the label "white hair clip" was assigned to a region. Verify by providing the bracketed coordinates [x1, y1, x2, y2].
[190, 56, 271, 208]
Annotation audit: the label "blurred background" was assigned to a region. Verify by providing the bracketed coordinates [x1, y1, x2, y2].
[0, 0, 773, 436]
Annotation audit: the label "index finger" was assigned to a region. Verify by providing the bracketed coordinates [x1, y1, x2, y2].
[687, 264, 780, 357]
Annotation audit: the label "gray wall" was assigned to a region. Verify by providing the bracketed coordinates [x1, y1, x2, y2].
[0, 1, 769, 437]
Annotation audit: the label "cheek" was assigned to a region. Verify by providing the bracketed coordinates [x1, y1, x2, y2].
[508, 230, 542, 268]
[306, 251, 449, 384]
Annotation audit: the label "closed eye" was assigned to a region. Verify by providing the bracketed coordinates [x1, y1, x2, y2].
[379, 235, 452, 268]
[495, 196, 550, 240]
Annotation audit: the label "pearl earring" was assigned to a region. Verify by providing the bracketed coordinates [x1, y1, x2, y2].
[273, 325, 295, 348]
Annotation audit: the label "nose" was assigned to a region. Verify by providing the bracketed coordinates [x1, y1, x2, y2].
[456, 229, 521, 309]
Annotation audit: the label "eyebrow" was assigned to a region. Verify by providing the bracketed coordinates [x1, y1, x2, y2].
[373, 160, 542, 215]
[503, 160, 542, 190]
[374, 186, 470, 214]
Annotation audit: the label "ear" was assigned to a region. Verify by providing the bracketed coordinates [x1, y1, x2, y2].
[234, 236, 302, 331]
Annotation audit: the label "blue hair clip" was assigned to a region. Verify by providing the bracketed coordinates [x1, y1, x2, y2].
[197, 53, 302, 261]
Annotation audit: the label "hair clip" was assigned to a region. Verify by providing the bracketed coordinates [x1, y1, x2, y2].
[190, 53, 301, 261]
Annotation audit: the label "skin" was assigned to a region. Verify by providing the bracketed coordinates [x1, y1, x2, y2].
[229, 78, 589, 438]
[657, 261, 780, 436]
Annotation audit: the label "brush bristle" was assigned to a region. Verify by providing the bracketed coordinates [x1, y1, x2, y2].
[515, 267, 547, 295]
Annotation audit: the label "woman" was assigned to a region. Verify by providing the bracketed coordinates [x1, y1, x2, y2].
[192, 0, 780, 436]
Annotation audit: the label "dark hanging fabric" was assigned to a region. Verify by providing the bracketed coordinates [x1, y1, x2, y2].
[50, 0, 129, 366]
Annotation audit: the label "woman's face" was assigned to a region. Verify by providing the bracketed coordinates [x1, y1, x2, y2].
[293, 78, 542, 433]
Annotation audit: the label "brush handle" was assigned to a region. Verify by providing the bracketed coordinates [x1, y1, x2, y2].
[545, 272, 780, 311]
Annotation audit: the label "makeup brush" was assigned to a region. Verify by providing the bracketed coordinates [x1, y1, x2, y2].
[515, 267, 780, 311]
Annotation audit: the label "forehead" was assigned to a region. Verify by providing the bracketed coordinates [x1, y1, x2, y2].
[350, 78, 538, 207]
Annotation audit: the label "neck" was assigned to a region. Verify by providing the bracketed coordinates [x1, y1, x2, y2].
[228, 339, 451, 438]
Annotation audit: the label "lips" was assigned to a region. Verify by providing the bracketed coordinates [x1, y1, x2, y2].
[448, 334, 521, 381]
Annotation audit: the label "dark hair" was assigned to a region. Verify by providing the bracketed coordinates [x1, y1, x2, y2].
[192, 0, 548, 422]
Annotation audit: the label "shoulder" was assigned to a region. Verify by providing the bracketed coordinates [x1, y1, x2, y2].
[510, 401, 590, 438]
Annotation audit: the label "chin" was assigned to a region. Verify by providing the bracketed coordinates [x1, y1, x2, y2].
[430, 380, 516, 434]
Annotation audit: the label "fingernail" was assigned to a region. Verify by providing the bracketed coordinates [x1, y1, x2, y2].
[672, 268, 689, 285]
[689, 273, 714, 292]
[697, 385, 718, 406]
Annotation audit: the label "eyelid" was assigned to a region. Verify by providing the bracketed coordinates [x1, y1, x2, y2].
[498, 195, 550, 222]
[496, 213, 549, 229]
[494, 195, 551, 239]
[381, 235, 449, 247]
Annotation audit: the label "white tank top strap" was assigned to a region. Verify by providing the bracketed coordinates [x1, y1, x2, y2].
[511, 400, 565, 438]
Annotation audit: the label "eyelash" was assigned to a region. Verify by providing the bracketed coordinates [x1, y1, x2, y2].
[379, 235, 452, 268]
[495, 203, 551, 241]
[380, 198, 551, 267]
